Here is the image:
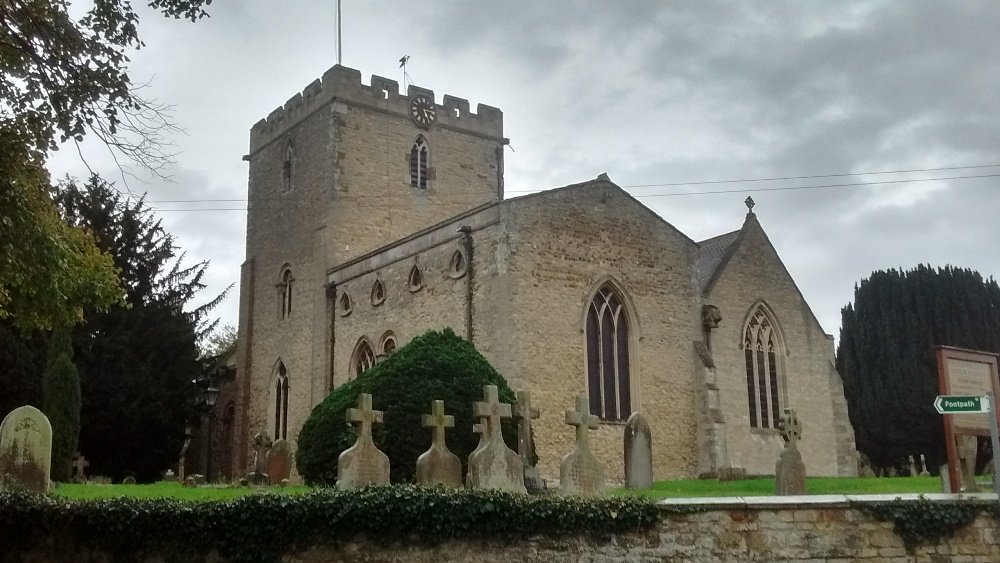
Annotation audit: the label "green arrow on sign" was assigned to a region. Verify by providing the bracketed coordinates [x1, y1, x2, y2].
[934, 395, 989, 414]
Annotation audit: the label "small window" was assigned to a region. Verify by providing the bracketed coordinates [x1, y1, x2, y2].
[281, 141, 294, 193]
[379, 331, 397, 357]
[339, 292, 353, 316]
[280, 268, 293, 319]
[408, 265, 424, 292]
[371, 278, 385, 306]
[352, 339, 376, 379]
[448, 250, 467, 279]
[409, 136, 429, 189]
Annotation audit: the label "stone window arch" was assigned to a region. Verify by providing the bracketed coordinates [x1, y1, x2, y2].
[279, 266, 293, 319]
[584, 280, 637, 422]
[371, 278, 386, 306]
[339, 292, 353, 316]
[742, 302, 786, 429]
[448, 249, 467, 279]
[408, 264, 424, 292]
[271, 361, 289, 441]
[281, 140, 294, 193]
[378, 331, 397, 359]
[351, 337, 376, 380]
[409, 135, 429, 189]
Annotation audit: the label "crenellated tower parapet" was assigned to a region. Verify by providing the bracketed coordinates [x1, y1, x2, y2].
[249, 65, 503, 154]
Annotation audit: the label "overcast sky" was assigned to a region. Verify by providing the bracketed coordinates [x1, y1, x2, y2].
[48, 1, 1000, 345]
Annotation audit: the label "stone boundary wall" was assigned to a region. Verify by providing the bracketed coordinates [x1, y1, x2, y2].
[13, 495, 1000, 562]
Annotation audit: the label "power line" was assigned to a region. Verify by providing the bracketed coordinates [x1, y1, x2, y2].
[144, 163, 1000, 204]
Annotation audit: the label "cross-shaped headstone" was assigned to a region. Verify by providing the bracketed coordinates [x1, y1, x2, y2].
[474, 385, 511, 440]
[778, 408, 801, 449]
[347, 393, 384, 435]
[514, 390, 540, 466]
[566, 394, 599, 449]
[422, 400, 454, 447]
[71, 452, 89, 482]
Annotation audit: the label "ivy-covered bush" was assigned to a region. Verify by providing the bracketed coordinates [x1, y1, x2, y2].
[296, 329, 523, 485]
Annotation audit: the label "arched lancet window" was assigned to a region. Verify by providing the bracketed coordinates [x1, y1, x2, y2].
[585, 283, 633, 421]
[408, 265, 423, 292]
[273, 363, 289, 440]
[743, 305, 784, 429]
[410, 136, 429, 189]
[351, 338, 376, 380]
[449, 250, 467, 278]
[281, 141, 294, 193]
[371, 278, 385, 306]
[280, 268, 293, 319]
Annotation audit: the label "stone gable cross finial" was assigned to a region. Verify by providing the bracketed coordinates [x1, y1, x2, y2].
[778, 408, 801, 448]
[422, 399, 454, 445]
[745, 196, 756, 212]
[347, 393, 384, 438]
[566, 395, 600, 448]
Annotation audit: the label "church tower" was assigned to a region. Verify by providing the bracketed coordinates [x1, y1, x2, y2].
[233, 65, 504, 474]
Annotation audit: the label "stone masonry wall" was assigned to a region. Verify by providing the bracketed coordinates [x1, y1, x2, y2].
[500, 181, 704, 482]
[706, 213, 857, 477]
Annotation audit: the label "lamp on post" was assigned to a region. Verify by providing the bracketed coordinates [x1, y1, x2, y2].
[202, 385, 219, 482]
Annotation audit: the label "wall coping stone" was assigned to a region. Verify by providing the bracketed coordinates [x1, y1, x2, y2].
[658, 492, 999, 510]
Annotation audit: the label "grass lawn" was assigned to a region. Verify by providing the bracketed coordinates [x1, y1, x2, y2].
[48, 476, 943, 501]
[52, 481, 311, 501]
[612, 476, 942, 499]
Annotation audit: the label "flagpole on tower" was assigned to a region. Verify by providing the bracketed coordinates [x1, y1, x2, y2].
[336, 0, 343, 65]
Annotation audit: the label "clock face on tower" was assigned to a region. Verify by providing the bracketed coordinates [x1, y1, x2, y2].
[409, 94, 436, 127]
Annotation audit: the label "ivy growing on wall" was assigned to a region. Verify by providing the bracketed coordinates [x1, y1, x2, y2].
[0, 486, 663, 563]
[858, 496, 986, 551]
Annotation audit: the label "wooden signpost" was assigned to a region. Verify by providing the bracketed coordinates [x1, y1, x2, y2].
[935, 346, 1000, 496]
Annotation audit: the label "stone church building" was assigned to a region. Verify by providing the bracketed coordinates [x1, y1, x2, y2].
[232, 64, 857, 482]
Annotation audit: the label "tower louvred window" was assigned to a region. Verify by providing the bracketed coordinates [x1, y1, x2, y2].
[410, 137, 428, 189]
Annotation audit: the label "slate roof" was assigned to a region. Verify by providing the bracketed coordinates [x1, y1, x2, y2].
[695, 229, 741, 293]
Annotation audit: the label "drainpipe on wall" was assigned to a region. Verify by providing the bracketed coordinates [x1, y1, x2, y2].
[459, 226, 474, 342]
[326, 284, 336, 393]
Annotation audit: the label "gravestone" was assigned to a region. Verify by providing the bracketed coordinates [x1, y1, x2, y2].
[907, 455, 917, 477]
[514, 390, 546, 494]
[415, 400, 462, 488]
[467, 385, 525, 493]
[957, 435, 979, 492]
[717, 466, 747, 482]
[0, 405, 53, 493]
[624, 411, 652, 489]
[887, 466, 897, 478]
[465, 422, 488, 489]
[560, 395, 605, 497]
[857, 452, 875, 477]
[163, 469, 177, 482]
[266, 439, 292, 485]
[122, 476, 137, 485]
[247, 432, 272, 486]
[71, 452, 89, 484]
[774, 408, 806, 496]
[338, 393, 390, 489]
[919, 454, 931, 477]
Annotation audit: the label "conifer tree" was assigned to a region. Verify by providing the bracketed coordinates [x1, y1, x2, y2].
[837, 265, 1000, 473]
[42, 326, 81, 482]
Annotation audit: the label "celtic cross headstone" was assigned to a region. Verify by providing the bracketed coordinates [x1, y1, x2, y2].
[775, 408, 806, 495]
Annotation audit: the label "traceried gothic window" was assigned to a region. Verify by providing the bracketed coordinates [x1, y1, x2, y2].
[351, 338, 376, 379]
[585, 283, 633, 422]
[743, 306, 784, 429]
[409, 136, 429, 189]
[280, 268, 293, 319]
[281, 141, 294, 193]
[273, 363, 289, 440]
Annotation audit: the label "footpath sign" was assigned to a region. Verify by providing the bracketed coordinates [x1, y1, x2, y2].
[934, 395, 988, 414]
[935, 346, 1000, 497]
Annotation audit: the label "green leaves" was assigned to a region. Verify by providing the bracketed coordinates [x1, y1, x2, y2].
[861, 496, 984, 551]
[0, 486, 660, 563]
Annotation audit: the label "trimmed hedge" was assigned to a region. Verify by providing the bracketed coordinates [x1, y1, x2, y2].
[296, 329, 524, 485]
[0, 486, 662, 563]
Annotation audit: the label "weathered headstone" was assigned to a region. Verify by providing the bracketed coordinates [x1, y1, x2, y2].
[465, 422, 488, 489]
[467, 385, 525, 493]
[774, 408, 806, 496]
[265, 439, 292, 485]
[514, 390, 546, 494]
[0, 405, 53, 493]
[71, 452, 89, 484]
[718, 466, 747, 482]
[560, 395, 605, 497]
[163, 469, 177, 482]
[857, 452, 875, 477]
[338, 393, 390, 489]
[247, 432, 272, 486]
[887, 466, 898, 478]
[907, 455, 917, 477]
[919, 454, 931, 477]
[122, 476, 137, 485]
[624, 411, 652, 489]
[415, 400, 462, 488]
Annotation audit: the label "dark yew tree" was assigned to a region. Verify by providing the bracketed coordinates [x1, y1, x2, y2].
[42, 327, 81, 482]
[837, 265, 1000, 473]
[55, 175, 226, 482]
[0, 320, 41, 420]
